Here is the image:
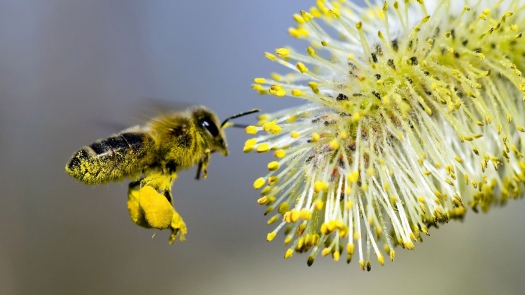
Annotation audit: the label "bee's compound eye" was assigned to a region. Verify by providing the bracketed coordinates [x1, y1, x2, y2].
[199, 117, 220, 137]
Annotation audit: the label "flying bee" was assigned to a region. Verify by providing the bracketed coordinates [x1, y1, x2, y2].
[66, 106, 259, 243]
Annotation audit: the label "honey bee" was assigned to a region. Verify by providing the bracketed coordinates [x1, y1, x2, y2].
[66, 106, 259, 243]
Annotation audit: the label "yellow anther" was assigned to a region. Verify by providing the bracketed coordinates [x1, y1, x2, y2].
[300, 208, 312, 220]
[483, 9, 490, 15]
[296, 62, 309, 73]
[347, 171, 359, 183]
[264, 52, 276, 61]
[268, 176, 278, 186]
[270, 73, 282, 81]
[356, 21, 362, 29]
[291, 89, 304, 96]
[455, 156, 463, 164]
[347, 243, 354, 255]
[367, 168, 374, 176]
[301, 10, 314, 21]
[291, 131, 300, 138]
[329, 139, 340, 150]
[274, 149, 286, 158]
[288, 27, 302, 38]
[333, 251, 340, 262]
[269, 85, 286, 97]
[278, 203, 290, 214]
[314, 181, 328, 192]
[253, 178, 265, 189]
[322, 248, 331, 256]
[507, 114, 513, 123]
[308, 81, 320, 94]
[267, 215, 278, 225]
[256, 143, 271, 153]
[284, 249, 294, 259]
[257, 196, 270, 205]
[253, 78, 266, 84]
[310, 7, 322, 18]
[267, 232, 277, 242]
[314, 199, 324, 210]
[267, 161, 280, 172]
[338, 131, 348, 140]
[269, 125, 281, 134]
[307, 46, 315, 56]
[293, 13, 305, 24]
[245, 125, 258, 135]
[347, 54, 354, 60]
[275, 47, 290, 57]
[311, 133, 321, 142]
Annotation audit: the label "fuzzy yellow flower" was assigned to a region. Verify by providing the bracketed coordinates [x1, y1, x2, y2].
[247, 0, 525, 270]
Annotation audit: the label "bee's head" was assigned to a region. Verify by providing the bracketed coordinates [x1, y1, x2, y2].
[191, 106, 229, 156]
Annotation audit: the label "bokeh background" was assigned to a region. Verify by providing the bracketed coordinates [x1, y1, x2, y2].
[1, 1, 525, 294]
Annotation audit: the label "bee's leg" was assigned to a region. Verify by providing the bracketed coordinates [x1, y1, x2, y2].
[195, 159, 203, 180]
[195, 149, 211, 180]
[133, 171, 186, 243]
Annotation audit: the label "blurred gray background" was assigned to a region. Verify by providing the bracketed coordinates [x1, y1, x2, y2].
[1, 1, 525, 294]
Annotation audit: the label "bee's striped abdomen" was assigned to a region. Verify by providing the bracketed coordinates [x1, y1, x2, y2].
[66, 132, 156, 185]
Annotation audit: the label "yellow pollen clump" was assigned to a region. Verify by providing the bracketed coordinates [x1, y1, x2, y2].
[269, 85, 286, 97]
[245, 125, 258, 135]
[253, 178, 265, 189]
[274, 149, 286, 158]
[275, 47, 291, 57]
[267, 161, 280, 171]
[256, 143, 271, 153]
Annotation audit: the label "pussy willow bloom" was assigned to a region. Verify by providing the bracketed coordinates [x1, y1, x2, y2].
[246, 0, 525, 270]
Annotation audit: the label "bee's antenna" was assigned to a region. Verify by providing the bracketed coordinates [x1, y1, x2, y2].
[221, 109, 260, 128]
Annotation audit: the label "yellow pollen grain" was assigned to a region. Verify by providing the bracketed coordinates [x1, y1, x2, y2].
[274, 149, 286, 158]
[267, 232, 277, 242]
[296, 62, 308, 73]
[256, 143, 271, 153]
[253, 178, 265, 189]
[269, 85, 286, 97]
[245, 125, 258, 135]
[311, 133, 320, 142]
[291, 131, 300, 138]
[275, 48, 290, 57]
